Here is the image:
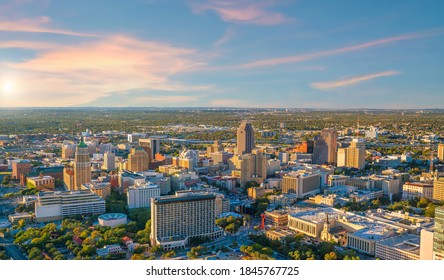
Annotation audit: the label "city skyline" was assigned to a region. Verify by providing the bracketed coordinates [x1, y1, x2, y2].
[0, 0, 443, 109]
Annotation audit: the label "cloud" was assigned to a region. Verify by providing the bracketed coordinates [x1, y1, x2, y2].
[310, 71, 400, 90]
[0, 40, 59, 50]
[2, 35, 211, 106]
[236, 29, 444, 68]
[135, 95, 201, 103]
[191, 0, 292, 25]
[214, 27, 235, 47]
[0, 17, 97, 37]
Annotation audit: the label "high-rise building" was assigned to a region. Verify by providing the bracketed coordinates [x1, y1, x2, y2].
[313, 129, 337, 165]
[433, 207, 444, 260]
[236, 121, 255, 155]
[337, 138, 366, 169]
[103, 152, 116, 171]
[64, 167, 74, 191]
[73, 138, 91, 190]
[139, 137, 161, 160]
[127, 183, 160, 209]
[61, 144, 76, 159]
[207, 140, 223, 155]
[228, 150, 268, 187]
[438, 143, 444, 162]
[433, 172, 444, 201]
[127, 147, 149, 172]
[150, 191, 223, 250]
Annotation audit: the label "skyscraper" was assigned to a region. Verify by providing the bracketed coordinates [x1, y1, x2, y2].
[74, 138, 91, 190]
[312, 129, 337, 165]
[127, 147, 149, 172]
[236, 121, 255, 155]
[438, 143, 444, 162]
[433, 206, 444, 260]
[139, 137, 161, 160]
[433, 171, 444, 201]
[103, 152, 116, 171]
[337, 138, 366, 169]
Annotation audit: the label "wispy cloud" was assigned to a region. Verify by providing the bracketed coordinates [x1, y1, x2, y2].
[135, 95, 202, 103]
[0, 40, 59, 50]
[236, 29, 444, 68]
[2, 35, 211, 106]
[190, 0, 292, 25]
[0, 17, 97, 37]
[311, 71, 400, 90]
[214, 27, 236, 47]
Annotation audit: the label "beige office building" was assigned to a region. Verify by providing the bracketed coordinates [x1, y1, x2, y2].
[127, 147, 149, 172]
[73, 139, 91, 190]
[433, 172, 444, 201]
[282, 171, 321, 198]
[438, 143, 444, 161]
[337, 138, 366, 169]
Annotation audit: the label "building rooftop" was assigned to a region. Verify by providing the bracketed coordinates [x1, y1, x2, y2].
[98, 213, 127, 221]
[376, 234, 420, 255]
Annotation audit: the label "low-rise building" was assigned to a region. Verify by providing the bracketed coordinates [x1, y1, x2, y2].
[27, 175, 55, 191]
[402, 182, 433, 200]
[375, 234, 420, 260]
[35, 190, 105, 222]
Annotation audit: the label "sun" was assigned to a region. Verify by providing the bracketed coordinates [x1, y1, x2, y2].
[2, 81, 14, 94]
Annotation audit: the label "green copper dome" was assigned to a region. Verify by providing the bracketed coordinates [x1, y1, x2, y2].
[78, 137, 88, 148]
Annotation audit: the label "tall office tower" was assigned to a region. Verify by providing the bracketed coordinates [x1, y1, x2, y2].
[229, 151, 268, 187]
[73, 138, 92, 190]
[253, 150, 267, 179]
[103, 152, 116, 171]
[207, 140, 223, 155]
[139, 137, 160, 160]
[236, 121, 255, 155]
[433, 207, 444, 260]
[150, 191, 223, 250]
[312, 129, 337, 165]
[337, 138, 366, 169]
[433, 171, 444, 201]
[438, 143, 444, 162]
[127, 147, 149, 172]
[61, 144, 76, 159]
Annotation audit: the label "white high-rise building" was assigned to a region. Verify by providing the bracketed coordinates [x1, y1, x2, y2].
[103, 152, 116, 171]
[127, 183, 160, 209]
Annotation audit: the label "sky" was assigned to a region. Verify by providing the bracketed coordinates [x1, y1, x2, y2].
[0, 0, 443, 108]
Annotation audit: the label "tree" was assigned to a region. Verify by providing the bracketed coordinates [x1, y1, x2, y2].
[417, 198, 429, 208]
[131, 254, 145, 260]
[78, 245, 96, 257]
[324, 251, 337, 260]
[161, 250, 176, 259]
[2, 175, 11, 186]
[425, 203, 436, 217]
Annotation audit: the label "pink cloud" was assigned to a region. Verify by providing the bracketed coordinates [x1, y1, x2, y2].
[214, 27, 236, 47]
[2, 35, 211, 106]
[191, 0, 292, 25]
[311, 71, 400, 90]
[236, 29, 444, 68]
[0, 40, 59, 50]
[0, 17, 97, 37]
